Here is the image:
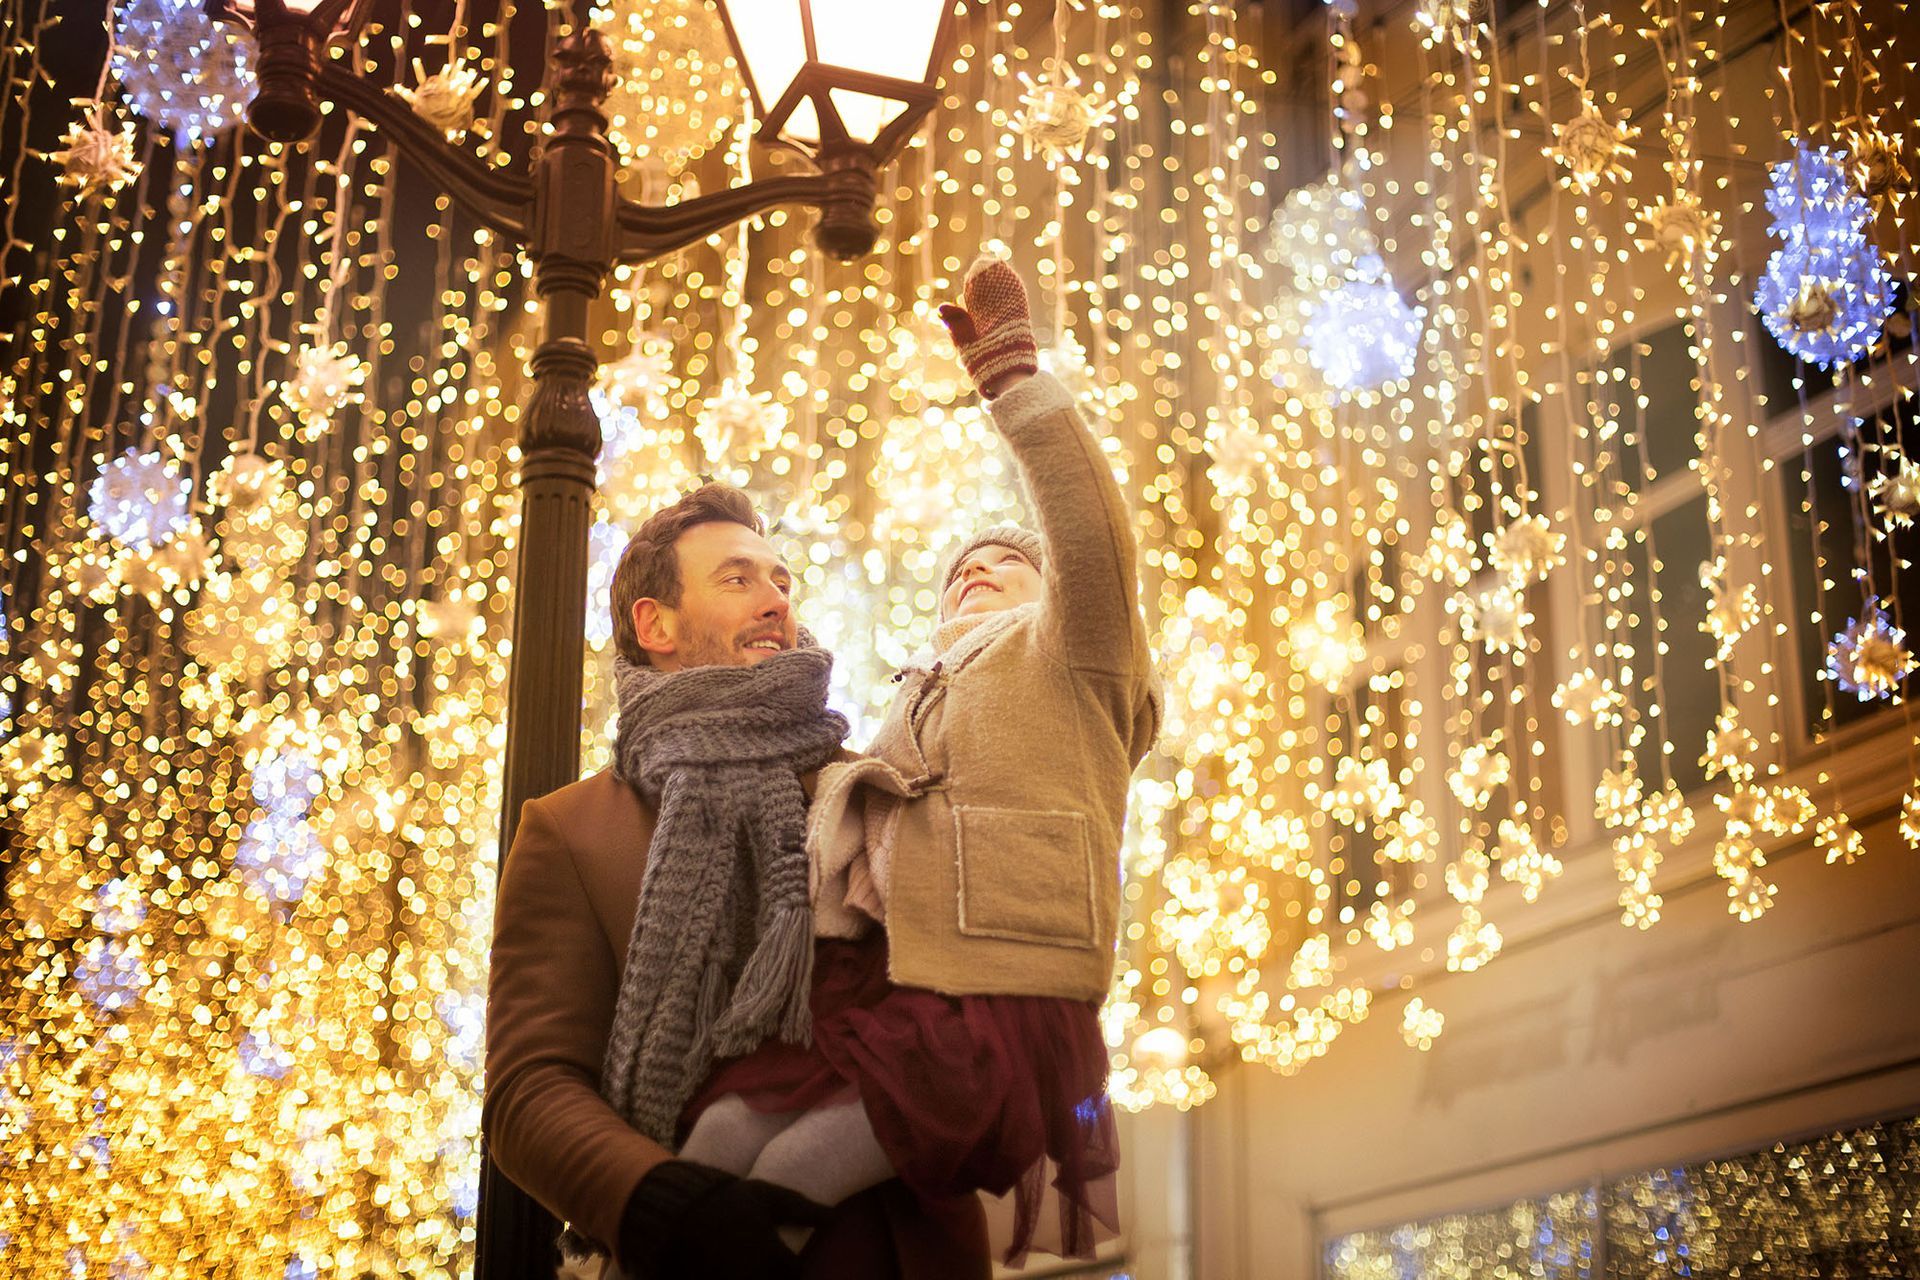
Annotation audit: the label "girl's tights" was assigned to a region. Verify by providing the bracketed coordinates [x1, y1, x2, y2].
[678, 1093, 896, 1252]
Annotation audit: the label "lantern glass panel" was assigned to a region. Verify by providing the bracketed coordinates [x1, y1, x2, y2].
[725, 0, 810, 116]
[811, 0, 945, 84]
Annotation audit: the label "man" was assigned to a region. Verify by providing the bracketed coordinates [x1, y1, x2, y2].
[484, 484, 991, 1279]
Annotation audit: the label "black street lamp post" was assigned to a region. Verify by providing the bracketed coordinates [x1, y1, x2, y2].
[203, 0, 956, 1272]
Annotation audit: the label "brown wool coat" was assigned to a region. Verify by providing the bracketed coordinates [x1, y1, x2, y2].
[808, 372, 1160, 1000]
[484, 769, 991, 1278]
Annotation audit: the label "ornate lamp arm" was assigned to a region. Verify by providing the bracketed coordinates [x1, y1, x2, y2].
[613, 157, 878, 263]
[315, 63, 534, 241]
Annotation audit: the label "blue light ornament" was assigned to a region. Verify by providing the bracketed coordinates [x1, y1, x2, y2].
[1305, 255, 1426, 396]
[1755, 142, 1896, 369]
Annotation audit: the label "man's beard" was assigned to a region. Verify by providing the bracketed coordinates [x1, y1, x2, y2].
[675, 620, 778, 669]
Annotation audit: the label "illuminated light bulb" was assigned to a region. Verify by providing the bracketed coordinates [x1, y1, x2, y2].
[1416, 510, 1477, 588]
[1825, 597, 1916, 701]
[1494, 814, 1560, 903]
[1322, 755, 1401, 828]
[1013, 63, 1116, 168]
[91, 877, 148, 937]
[1900, 792, 1920, 850]
[1364, 899, 1415, 951]
[1724, 859, 1776, 923]
[1755, 144, 1894, 367]
[1701, 708, 1758, 782]
[1841, 125, 1911, 206]
[1445, 907, 1502, 973]
[417, 596, 482, 647]
[1636, 194, 1719, 272]
[238, 1031, 294, 1081]
[1870, 454, 1920, 530]
[394, 56, 485, 139]
[51, 103, 142, 194]
[887, 304, 971, 406]
[1552, 666, 1624, 728]
[1131, 1025, 1190, 1069]
[1444, 845, 1490, 906]
[1206, 419, 1270, 499]
[1702, 556, 1761, 662]
[281, 342, 369, 434]
[207, 449, 284, 512]
[233, 812, 326, 906]
[1594, 759, 1644, 830]
[1449, 732, 1510, 811]
[1379, 800, 1440, 864]
[1401, 997, 1444, 1050]
[695, 380, 785, 467]
[75, 937, 149, 1014]
[1548, 89, 1636, 192]
[1462, 580, 1531, 653]
[583, 520, 629, 650]
[1303, 257, 1425, 396]
[111, 0, 254, 142]
[89, 449, 193, 550]
[1287, 603, 1364, 692]
[596, 331, 676, 416]
[1288, 933, 1333, 989]
[1486, 514, 1565, 585]
[1816, 814, 1866, 866]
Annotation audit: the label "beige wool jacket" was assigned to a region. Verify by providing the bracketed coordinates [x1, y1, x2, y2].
[808, 372, 1159, 1001]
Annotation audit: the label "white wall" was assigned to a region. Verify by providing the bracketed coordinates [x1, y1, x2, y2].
[1165, 797, 1920, 1279]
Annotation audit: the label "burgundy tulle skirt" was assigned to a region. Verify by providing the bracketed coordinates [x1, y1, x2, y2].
[680, 933, 1120, 1265]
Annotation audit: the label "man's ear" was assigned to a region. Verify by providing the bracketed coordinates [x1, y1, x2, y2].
[631, 598, 677, 661]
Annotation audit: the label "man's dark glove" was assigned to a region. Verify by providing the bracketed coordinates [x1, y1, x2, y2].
[617, 1158, 830, 1280]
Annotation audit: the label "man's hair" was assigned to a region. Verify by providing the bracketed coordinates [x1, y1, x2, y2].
[610, 482, 764, 665]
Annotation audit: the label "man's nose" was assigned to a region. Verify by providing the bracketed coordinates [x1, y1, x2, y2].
[757, 585, 791, 619]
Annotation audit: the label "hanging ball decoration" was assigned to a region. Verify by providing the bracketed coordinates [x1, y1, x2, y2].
[1303, 256, 1425, 395]
[1637, 194, 1719, 272]
[1871, 453, 1920, 531]
[1825, 597, 1916, 702]
[1548, 91, 1636, 192]
[89, 449, 193, 550]
[1754, 142, 1894, 368]
[51, 105, 142, 195]
[234, 812, 326, 906]
[207, 449, 284, 512]
[695, 382, 784, 467]
[281, 343, 369, 434]
[394, 57, 486, 140]
[1014, 66, 1117, 168]
[111, 0, 254, 144]
[1842, 125, 1910, 206]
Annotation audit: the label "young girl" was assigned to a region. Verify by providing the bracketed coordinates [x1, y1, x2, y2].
[675, 256, 1159, 1264]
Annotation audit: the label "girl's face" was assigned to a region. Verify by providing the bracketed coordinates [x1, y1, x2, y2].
[942, 545, 1041, 619]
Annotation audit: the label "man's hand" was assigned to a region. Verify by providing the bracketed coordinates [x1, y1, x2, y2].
[938, 255, 1039, 399]
[618, 1159, 830, 1280]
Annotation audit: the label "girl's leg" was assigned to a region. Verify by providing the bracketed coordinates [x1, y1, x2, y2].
[747, 1097, 896, 1252]
[677, 1093, 802, 1176]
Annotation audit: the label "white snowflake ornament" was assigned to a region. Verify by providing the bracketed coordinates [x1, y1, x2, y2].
[1449, 732, 1511, 811]
[394, 56, 485, 139]
[1638, 194, 1720, 272]
[1548, 89, 1636, 192]
[51, 103, 141, 195]
[282, 342, 368, 433]
[1871, 454, 1920, 531]
[1487, 514, 1565, 585]
[89, 448, 193, 550]
[1013, 64, 1115, 168]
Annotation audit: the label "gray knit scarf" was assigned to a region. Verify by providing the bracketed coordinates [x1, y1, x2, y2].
[597, 642, 849, 1148]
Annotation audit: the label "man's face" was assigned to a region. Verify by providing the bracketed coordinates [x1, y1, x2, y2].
[941, 544, 1041, 620]
[633, 521, 797, 671]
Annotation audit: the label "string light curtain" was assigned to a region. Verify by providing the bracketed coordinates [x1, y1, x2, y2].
[0, 0, 1916, 1274]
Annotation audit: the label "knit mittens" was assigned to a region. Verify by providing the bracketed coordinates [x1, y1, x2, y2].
[938, 254, 1039, 396]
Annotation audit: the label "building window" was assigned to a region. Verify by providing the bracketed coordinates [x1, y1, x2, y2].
[1779, 395, 1920, 744]
[1327, 1110, 1920, 1279]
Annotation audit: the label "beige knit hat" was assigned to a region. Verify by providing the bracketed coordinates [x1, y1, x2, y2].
[941, 524, 1045, 594]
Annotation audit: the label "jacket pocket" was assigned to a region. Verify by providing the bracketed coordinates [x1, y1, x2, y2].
[953, 805, 1097, 948]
